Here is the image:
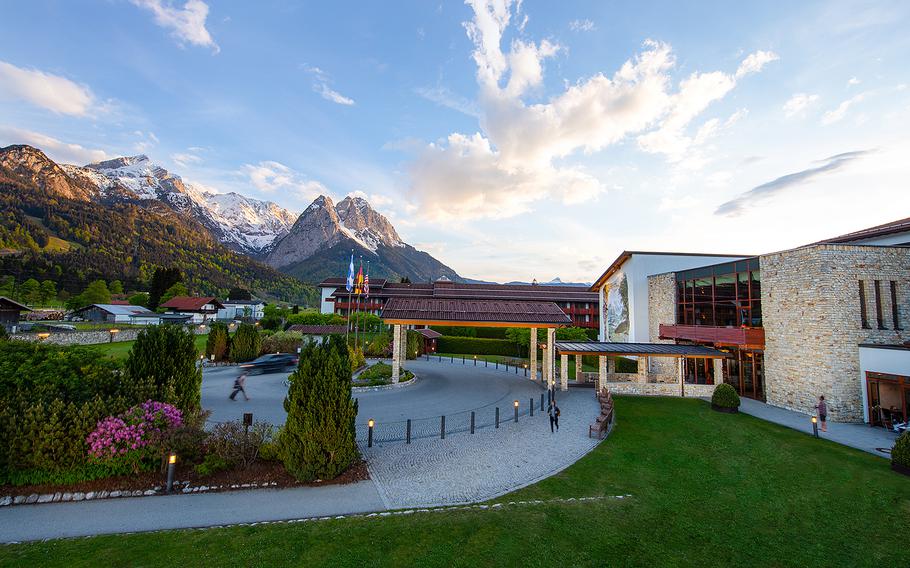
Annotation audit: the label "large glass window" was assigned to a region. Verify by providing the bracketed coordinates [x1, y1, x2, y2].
[676, 259, 762, 328]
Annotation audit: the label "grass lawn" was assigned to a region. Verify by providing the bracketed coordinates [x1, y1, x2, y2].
[433, 352, 604, 378]
[2, 397, 908, 567]
[90, 334, 209, 361]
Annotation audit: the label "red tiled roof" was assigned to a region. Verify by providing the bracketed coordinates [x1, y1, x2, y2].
[287, 324, 347, 335]
[416, 328, 442, 339]
[329, 281, 597, 303]
[381, 297, 571, 327]
[160, 296, 224, 311]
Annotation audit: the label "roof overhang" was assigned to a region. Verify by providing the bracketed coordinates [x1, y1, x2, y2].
[381, 297, 571, 328]
[555, 341, 728, 358]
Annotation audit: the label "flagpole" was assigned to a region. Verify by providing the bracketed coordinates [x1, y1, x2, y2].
[346, 250, 353, 341]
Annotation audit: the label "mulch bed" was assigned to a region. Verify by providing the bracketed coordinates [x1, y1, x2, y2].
[1, 459, 370, 499]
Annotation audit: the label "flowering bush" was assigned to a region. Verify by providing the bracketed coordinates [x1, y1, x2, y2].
[86, 400, 183, 471]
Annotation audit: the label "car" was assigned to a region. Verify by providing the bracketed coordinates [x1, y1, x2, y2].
[240, 353, 299, 375]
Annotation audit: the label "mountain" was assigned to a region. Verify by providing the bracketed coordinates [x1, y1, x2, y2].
[0, 145, 315, 304]
[267, 195, 461, 283]
[504, 277, 593, 287]
[60, 155, 296, 254]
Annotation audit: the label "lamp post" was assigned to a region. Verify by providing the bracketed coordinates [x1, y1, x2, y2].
[108, 328, 119, 343]
[811, 416, 819, 438]
[514, 400, 519, 423]
[166, 452, 177, 493]
[36, 332, 50, 341]
[367, 419, 374, 448]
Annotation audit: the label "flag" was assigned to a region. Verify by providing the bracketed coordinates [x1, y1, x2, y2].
[364, 267, 370, 298]
[346, 253, 354, 292]
[355, 259, 364, 295]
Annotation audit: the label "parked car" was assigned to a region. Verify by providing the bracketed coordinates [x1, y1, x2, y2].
[240, 353, 299, 374]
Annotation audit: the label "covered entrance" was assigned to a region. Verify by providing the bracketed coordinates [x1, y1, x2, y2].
[718, 348, 765, 401]
[866, 372, 909, 430]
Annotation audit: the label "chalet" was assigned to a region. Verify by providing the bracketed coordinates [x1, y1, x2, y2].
[159, 296, 225, 324]
[0, 297, 31, 333]
[217, 299, 266, 321]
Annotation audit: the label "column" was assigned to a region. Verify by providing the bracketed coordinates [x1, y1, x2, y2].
[391, 324, 401, 384]
[529, 327, 538, 381]
[598, 355, 607, 392]
[637, 356, 649, 384]
[546, 328, 556, 390]
[560, 353, 569, 391]
[679, 357, 685, 397]
[608, 357, 615, 374]
[713, 358, 723, 387]
[575, 355, 583, 384]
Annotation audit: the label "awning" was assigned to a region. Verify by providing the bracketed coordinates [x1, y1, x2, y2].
[555, 341, 727, 358]
[381, 297, 570, 328]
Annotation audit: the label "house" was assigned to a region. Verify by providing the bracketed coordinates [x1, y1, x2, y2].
[286, 324, 347, 345]
[159, 296, 225, 324]
[70, 303, 159, 325]
[217, 299, 266, 321]
[416, 328, 442, 353]
[0, 297, 31, 333]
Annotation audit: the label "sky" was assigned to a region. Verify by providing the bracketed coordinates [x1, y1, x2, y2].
[1, 0, 909, 283]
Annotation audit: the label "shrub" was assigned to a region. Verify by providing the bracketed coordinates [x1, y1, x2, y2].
[281, 335, 358, 482]
[711, 383, 741, 409]
[261, 331, 303, 355]
[259, 314, 282, 331]
[349, 345, 366, 371]
[363, 332, 391, 357]
[195, 454, 232, 477]
[892, 431, 910, 468]
[206, 322, 230, 361]
[436, 336, 523, 357]
[615, 357, 638, 373]
[231, 323, 262, 362]
[406, 330, 422, 359]
[285, 312, 345, 326]
[86, 400, 182, 473]
[355, 362, 413, 386]
[125, 325, 202, 414]
[259, 437, 281, 462]
[205, 420, 274, 469]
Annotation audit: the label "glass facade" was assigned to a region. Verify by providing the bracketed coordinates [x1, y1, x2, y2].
[675, 258, 761, 328]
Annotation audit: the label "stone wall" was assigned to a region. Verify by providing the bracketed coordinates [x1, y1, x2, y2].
[10, 325, 209, 346]
[606, 382, 714, 398]
[761, 244, 910, 422]
[647, 272, 681, 381]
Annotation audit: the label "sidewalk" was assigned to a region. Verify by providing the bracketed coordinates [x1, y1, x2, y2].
[739, 398, 899, 457]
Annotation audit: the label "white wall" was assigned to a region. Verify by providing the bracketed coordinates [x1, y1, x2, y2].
[320, 287, 336, 315]
[858, 345, 910, 423]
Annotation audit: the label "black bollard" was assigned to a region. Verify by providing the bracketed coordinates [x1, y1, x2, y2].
[406, 419, 411, 444]
[496, 361, 499, 370]
[367, 419, 374, 448]
[541, 393, 545, 410]
[485, 360, 488, 367]
[470, 411, 475, 434]
[462, 355, 465, 365]
[495, 407, 500, 428]
[441, 415, 446, 439]
[514, 401, 519, 423]
[166, 453, 176, 493]
[530, 397, 534, 416]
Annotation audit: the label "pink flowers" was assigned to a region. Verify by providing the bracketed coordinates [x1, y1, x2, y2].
[86, 400, 182, 460]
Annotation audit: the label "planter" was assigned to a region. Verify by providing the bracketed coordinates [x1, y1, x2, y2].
[711, 403, 739, 414]
[892, 461, 910, 477]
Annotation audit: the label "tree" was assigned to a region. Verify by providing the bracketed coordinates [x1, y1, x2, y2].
[128, 292, 149, 307]
[228, 287, 252, 301]
[159, 282, 188, 306]
[77, 280, 111, 307]
[148, 268, 182, 310]
[109, 280, 124, 295]
[399, 276, 411, 284]
[19, 278, 41, 305]
[125, 325, 202, 414]
[230, 323, 262, 362]
[280, 335, 358, 482]
[206, 322, 231, 361]
[39, 280, 57, 305]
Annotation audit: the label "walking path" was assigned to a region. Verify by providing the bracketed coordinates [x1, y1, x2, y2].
[739, 398, 898, 457]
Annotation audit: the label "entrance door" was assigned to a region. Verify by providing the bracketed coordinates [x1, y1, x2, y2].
[866, 373, 909, 428]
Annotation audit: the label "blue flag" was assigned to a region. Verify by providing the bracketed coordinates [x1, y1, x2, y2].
[346, 252, 355, 292]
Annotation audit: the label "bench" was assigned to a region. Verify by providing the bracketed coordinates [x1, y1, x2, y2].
[589, 407, 613, 439]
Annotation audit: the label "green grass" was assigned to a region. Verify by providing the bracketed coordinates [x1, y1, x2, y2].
[90, 334, 209, 361]
[2, 397, 908, 567]
[434, 353, 600, 377]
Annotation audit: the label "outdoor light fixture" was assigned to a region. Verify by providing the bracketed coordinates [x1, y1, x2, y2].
[37, 332, 50, 340]
[514, 400, 519, 422]
[166, 452, 177, 493]
[168, 453, 177, 465]
[811, 416, 819, 438]
[513, 400, 519, 408]
[367, 419, 374, 448]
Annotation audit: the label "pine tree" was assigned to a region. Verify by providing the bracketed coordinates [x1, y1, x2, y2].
[230, 323, 261, 362]
[280, 335, 358, 482]
[206, 322, 230, 361]
[125, 325, 202, 413]
[148, 268, 183, 310]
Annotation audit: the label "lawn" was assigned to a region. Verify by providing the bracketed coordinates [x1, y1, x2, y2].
[433, 352, 613, 378]
[90, 334, 209, 361]
[2, 397, 908, 567]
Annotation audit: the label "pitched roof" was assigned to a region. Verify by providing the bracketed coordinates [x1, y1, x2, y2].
[160, 296, 225, 311]
[0, 296, 30, 312]
[415, 328, 442, 339]
[817, 216, 910, 245]
[381, 297, 571, 327]
[287, 324, 347, 335]
[73, 304, 155, 316]
[328, 280, 598, 303]
[554, 341, 727, 358]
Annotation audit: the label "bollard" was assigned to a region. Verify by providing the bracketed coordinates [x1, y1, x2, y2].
[524, 366, 527, 377]
[530, 397, 534, 416]
[515, 365, 518, 374]
[451, 355, 454, 363]
[166, 452, 177, 493]
[541, 393, 545, 411]
[406, 419, 411, 444]
[440, 415, 446, 439]
[462, 355, 465, 365]
[485, 360, 488, 368]
[811, 416, 819, 438]
[368, 419, 374, 448]
[514, 400, 519, 423]
[470, 411, 475, 434]
[496, 361, 499, 370]
[495, 407, 500, 428]
[474, 356, 477, 366]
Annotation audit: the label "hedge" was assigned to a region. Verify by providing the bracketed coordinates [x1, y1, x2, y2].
[711, 383, 741, 409]
[436, 336, 523, 357]
[892, 431, 910, 468]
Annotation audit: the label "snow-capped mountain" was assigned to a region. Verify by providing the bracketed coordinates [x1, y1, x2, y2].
[61, 154, 296, 254]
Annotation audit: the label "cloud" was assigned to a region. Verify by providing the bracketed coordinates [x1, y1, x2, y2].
[715, 150, 873, 216]
[0, 60, 94, 116]
[242, 160, 328, 201]
[848, 76, 861, 86]
[300, 64, 355, 106]
[0, 125, 107, 164]
[783, 93, 819, 117]
[347, 189, 393, 207]
[130, 0, 219, 53]
[415, 85, 480, 117]
[171, 151, 202, 167]
[734, 50, 778, 79]
[569, 19, 595, 32]
[822, 93, 866, 125]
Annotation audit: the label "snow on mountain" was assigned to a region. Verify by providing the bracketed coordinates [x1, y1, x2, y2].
[188, 187, 297, 253]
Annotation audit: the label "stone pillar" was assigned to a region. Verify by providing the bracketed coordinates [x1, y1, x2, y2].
[598, 355, 607, 392]
[678, 357, 685, 397]
[391, 324, 401, 383]
[546, 328, 556, 390]
[575, 355, 583, 383]
[713, 358, 724, 386]
[529, 327, 538, 381]
[560, 353, 569, 391]
[608, 357, 615, 374]
[399, 325, 407, 364]
[637, 356, 649, 384]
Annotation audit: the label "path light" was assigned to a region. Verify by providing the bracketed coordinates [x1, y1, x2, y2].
[474, 355, 477, 366]
[367, 419, 374, 448]
[811, 416, 819, 438]
[514, 400, 519, 423]
[37, 332, 50, 341]
[108, 329, 119, 343]
[166, 453, 177, 493]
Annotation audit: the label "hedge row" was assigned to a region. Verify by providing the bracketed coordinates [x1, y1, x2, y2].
[436, 336, 523, 357]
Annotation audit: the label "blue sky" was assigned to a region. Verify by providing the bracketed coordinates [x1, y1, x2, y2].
[1, 1, 909, 282]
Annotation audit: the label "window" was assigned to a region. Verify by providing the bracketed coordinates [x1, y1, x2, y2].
[892, 281, 901, 330]
[874, 280, 885, 330]
[858, 280, 870, 329]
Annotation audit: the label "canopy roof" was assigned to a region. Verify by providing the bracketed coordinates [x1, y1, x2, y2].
[555, 341, 727, 358]
[0, 296, 31, 312]
[381, 297, 570, 328]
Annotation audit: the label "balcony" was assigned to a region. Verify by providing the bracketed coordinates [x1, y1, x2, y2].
[659, 324, 765, 348]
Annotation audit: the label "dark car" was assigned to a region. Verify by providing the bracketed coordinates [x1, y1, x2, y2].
[240, 353, 299, 375]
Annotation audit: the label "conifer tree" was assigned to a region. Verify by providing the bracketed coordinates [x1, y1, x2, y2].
[230, 323, 261, 362]
[280, 335, 358, 482]
[125, 325, 202, 413]
[206, 322, 230, 361]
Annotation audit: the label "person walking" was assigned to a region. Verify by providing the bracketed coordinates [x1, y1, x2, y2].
[548, 400, 560, 433]
[230, 372, 250, 401]
[814, 395, 828, 432]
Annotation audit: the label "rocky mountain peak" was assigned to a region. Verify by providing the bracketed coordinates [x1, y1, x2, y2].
[0, 144, 96, 201]
[334, 195, 402, 246]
